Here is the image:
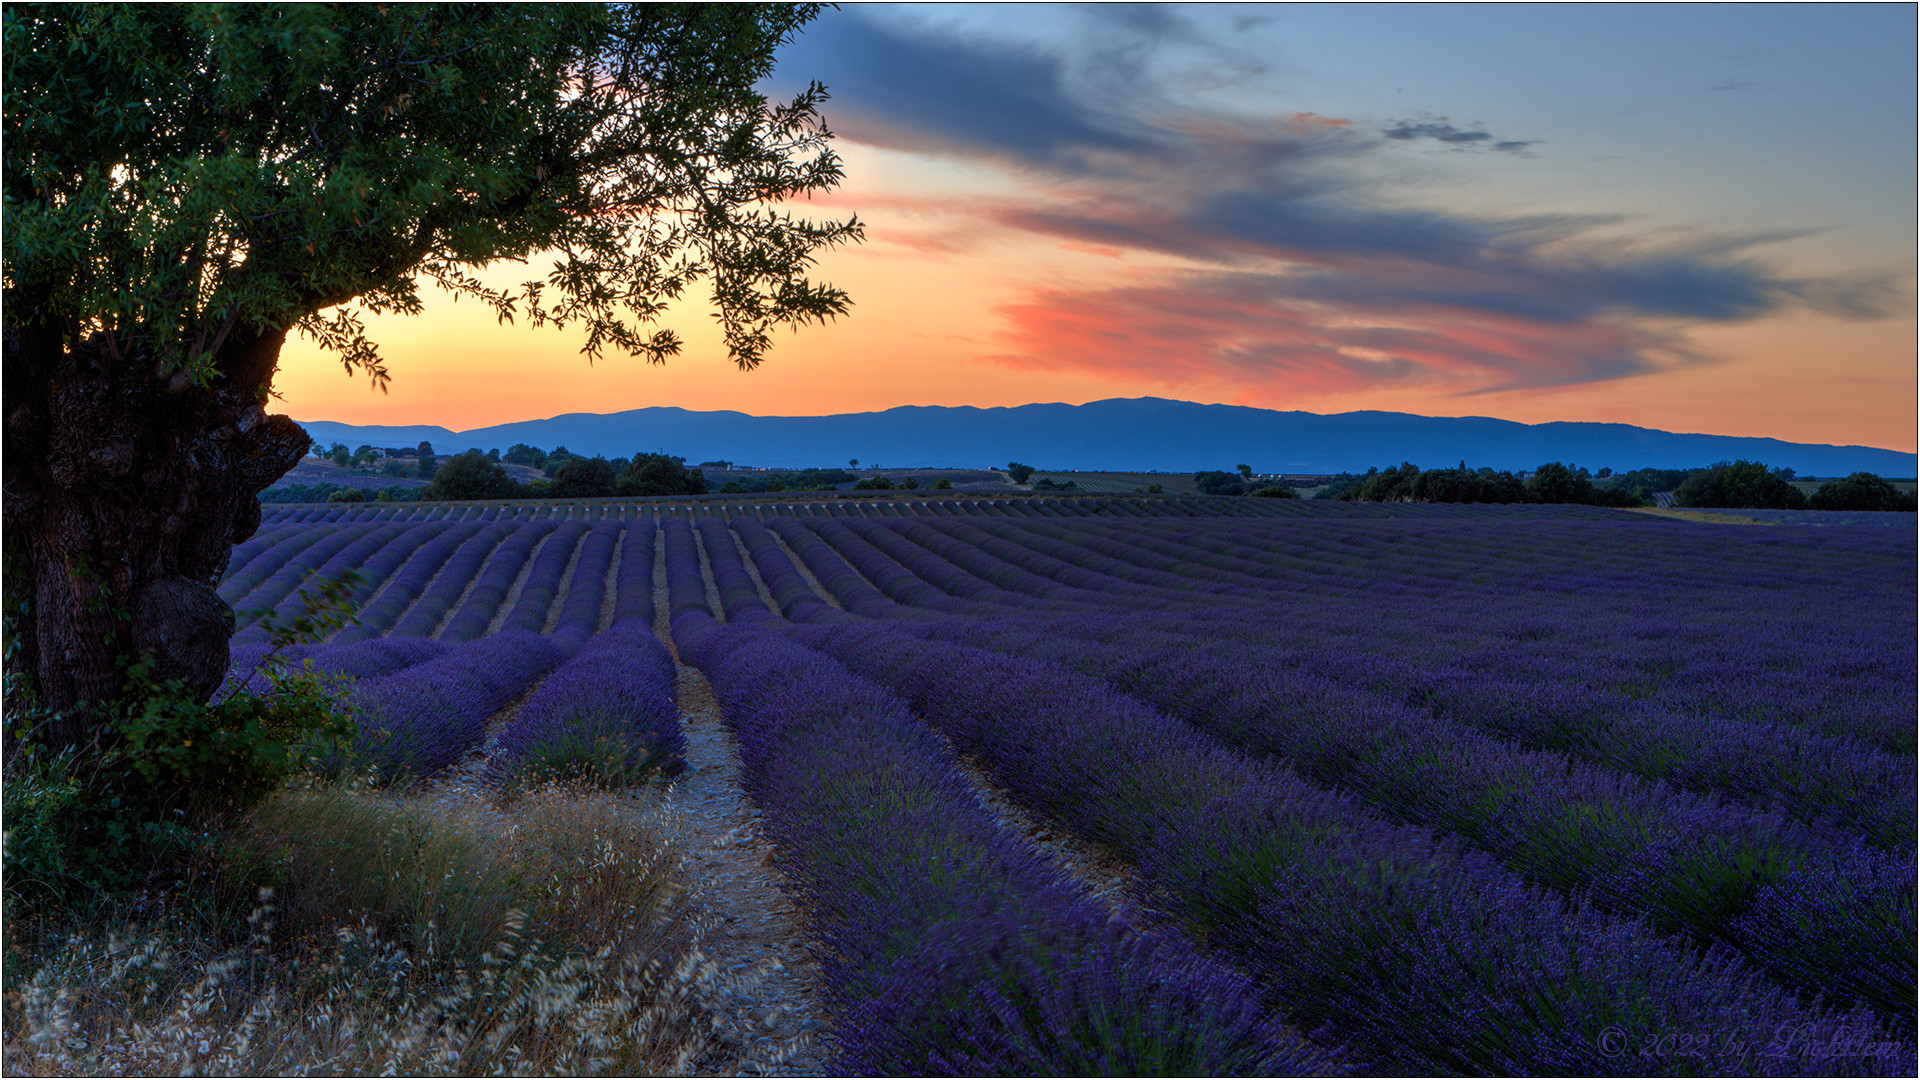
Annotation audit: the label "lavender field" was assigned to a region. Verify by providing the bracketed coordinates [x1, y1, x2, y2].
[224, 494, 1918, 1075]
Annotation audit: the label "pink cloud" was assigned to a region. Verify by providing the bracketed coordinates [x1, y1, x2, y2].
[982, 271, 1690, 400]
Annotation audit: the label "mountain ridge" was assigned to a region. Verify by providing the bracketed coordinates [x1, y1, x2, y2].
[293, 397, 1917, 477]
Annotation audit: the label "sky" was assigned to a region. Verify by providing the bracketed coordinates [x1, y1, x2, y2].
[274, 3, 1918, 454]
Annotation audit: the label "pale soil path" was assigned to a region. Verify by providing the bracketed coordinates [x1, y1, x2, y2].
[648, 524, 832, 1076]
[768, 529, 845, 613]
[484, 525, 565, 637]
[534, 522, 590, 636]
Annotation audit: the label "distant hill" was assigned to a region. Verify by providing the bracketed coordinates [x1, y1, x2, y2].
[295, 397, 1918, 477]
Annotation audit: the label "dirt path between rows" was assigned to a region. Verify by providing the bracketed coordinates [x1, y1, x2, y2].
[648, 527, 832, 1076]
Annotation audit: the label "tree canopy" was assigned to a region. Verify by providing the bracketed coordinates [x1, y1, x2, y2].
[2, 4, 859, 752]
[1673, 461, 1806, 510]
[424, 450, 524, 501]
[4, 4, 859, 385]
[1807, 472, 1913, 512]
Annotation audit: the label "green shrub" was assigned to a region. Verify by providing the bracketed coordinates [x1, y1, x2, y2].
[3, 660, 358, 914]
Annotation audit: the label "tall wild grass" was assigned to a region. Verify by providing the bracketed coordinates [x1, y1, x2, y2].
[4, 779, 751, 1076]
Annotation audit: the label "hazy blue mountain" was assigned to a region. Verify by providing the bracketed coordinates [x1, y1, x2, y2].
[296, 397, 1917, 477]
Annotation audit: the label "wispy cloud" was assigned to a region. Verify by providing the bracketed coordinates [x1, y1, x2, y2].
[1383, 119, 1537, 154]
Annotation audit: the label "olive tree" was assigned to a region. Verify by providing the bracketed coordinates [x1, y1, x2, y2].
[4, 4, 859, 752]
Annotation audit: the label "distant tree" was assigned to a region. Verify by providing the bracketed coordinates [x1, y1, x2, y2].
[1006, 462, 1036, 484]
[617, 453, 706, 496]
[1348, 463, 1421, 502]
[327, 442, 353, 467]
[1314, 473, 1363, 500]
[1524, 462, 1592, 504]
[543, 446, 578, 478]
[932, 477, 953, 490]
[548, 455, 619, 498]
[1807, 472, 1904, 512]
[503, 443, 548, 468]
[849, 458, 860, 469]
[1249, 484, 1299, 499]
[1236, 464, 1253, 479]
[1596, 467, 1614, 478]
[327, 487, 369, 503]
[1674, 460, 1807, 510]
[1194, 470, 1248, 497]
[380, 458, 411, 478]
[424, 450, 525, 500]
[1030, 476, 1078, 492]
[1608, 466, 1695, 504]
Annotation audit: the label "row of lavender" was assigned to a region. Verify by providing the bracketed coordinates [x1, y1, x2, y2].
[694, 513, 1916, 1041]
[653, 518, 1907, 1072]
[220, 513, 679, 783]
[256, 495, 1662, 526]
[220, 511, 1911, 836]
[226, 508, 1908, 839]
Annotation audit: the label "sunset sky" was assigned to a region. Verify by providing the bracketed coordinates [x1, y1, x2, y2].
[275, 3, 1917, 454]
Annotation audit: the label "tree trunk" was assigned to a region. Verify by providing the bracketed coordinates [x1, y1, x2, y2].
[3, 323, 311, 756]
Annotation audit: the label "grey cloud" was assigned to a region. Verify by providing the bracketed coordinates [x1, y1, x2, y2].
[1384, 121, 1493, 144]
[769, 12, 1145, 166]
[1386, 120, 1536, 153]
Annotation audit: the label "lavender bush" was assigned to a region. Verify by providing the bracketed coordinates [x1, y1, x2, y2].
[346, 631, 567, 782]
[491, 625, 684, 783]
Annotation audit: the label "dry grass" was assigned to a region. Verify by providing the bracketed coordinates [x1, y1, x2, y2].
[3, 779, 759, 1076]
[1625, 506, 1772, 525]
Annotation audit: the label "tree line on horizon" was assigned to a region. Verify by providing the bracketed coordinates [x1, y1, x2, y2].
[275, 440, 1916, 514]
[1298, 460, 1915, 512]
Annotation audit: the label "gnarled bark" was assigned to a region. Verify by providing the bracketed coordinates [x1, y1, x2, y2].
[3, 323, 310, 753]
